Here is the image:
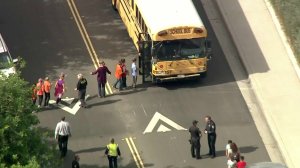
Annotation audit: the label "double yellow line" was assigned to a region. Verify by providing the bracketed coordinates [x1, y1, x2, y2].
[125, 137, 145, 168]
[67, 0, 113, 95]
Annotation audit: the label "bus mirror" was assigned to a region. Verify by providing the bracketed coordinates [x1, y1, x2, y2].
[151, 57, 157, 64]
[205, 40, 212, 49]
[205, 40, 212, 57]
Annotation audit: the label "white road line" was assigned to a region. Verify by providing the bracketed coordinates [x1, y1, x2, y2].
[141, 104, 147, 116]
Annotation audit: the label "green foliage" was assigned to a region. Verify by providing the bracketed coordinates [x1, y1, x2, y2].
[270, 0, 300, 63]
[0, 73, 61, 167]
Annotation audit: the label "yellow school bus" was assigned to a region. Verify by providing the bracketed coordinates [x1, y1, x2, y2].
[112, 0, 212, 83]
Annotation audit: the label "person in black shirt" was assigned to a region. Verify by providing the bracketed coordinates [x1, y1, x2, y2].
[72, 155, 80, 168]
[75, 74, 88, 108]
[189, 120, 202, 159]
[204, 115, 217, 158]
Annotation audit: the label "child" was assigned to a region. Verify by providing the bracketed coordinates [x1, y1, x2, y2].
[31, 84, 37, 105]
[236, 155, 247, 168]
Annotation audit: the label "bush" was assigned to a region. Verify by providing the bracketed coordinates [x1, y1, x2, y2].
[270, 0, 300, 63]
[0, 73, 61, 167]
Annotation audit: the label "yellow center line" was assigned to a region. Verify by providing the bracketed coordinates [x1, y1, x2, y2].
[125, 137, 145, 168]
[67, 0, 113, 94]
[125, 138, 141, 168]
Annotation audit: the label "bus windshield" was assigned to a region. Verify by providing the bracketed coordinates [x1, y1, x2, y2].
[153, 38, 206, 61]
[0, 52, 12, 69]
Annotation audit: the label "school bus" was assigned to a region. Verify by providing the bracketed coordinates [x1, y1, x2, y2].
[112, 0, 212, 83]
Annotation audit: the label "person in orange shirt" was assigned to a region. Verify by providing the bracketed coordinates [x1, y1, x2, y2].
[36, 78, 44, 108]
[31, 84, 37, 105]
[43, 77, 51, 107]
[113, 60, 123, 91]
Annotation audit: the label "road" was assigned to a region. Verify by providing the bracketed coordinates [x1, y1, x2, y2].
[0, 0, 270, 167]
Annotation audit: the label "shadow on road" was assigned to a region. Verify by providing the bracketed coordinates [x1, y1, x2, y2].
[76, 146, 107, 154]
[87, 99, 122, 108]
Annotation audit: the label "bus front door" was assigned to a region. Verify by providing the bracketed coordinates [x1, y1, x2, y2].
[140, 41, 152, 83]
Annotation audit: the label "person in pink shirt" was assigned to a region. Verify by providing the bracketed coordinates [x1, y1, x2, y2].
[236, 155, 247, 168]
[54, 73, 65, 104]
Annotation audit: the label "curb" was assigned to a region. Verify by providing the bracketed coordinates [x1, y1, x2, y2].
[212, 0, 293, 167]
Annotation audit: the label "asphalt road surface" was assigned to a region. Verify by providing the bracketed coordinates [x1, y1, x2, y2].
[0, 0, 270, 167]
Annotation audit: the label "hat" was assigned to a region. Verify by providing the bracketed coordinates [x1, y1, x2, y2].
[193, 120, 198, 125]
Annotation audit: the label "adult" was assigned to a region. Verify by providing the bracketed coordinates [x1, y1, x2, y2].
[75, 74, 88, 108]
[131, 58, 137, 88]
[189, 120, 202, 159]
[55, 116, 71, 158]
[105, 138, 121, 168]
[230, 142, 240, 162]
[226, 140, 233, 158]
[204, 115, 217, 158]
[113, 60, 123, 91]
[121, 58, 128, 88]
[43, 77, 51, 107]
[54, 73, 65, 104]
[36, 78, 44, 108]
[91, 61, 111, 98]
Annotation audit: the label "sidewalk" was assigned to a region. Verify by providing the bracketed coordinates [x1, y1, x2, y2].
[213, 0, 300, 168]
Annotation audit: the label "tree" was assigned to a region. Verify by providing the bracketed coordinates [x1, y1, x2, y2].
[0, 72, 61, 167]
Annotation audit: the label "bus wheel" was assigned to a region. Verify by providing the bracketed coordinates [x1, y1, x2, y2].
[152, 75, 157, 84]
[200, 72, 207, 78]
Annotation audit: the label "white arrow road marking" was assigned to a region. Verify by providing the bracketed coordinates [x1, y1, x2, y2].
[157, 124, 171, 132]
[143, 112, 187, 134]
[49, 95, 90, 115]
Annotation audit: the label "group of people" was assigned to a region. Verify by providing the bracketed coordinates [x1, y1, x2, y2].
[112, 58, 137, 91]
[32, 58, 138, 109]
[189, 116, 217, 159]
[32, 73, 65, 108]
[226, 140, 247, 168]
[189, 116, 247, 168]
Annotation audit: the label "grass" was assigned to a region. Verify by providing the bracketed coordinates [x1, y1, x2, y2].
[270, 0, 300, 64]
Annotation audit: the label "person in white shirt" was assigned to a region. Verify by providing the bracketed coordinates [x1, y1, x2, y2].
[131, 58, 137, 88]
[55, 116, 71, 157]
[226, 140, 233, 158]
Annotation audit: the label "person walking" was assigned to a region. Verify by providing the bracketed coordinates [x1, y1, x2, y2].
[75, 74, 88, 108]
[226, 140, 233, 158]
[121, 58, 128, 89]
[236, 156, 247, 168]
[36, 78, 44, 108]
[31, 84, 37, 105]
[227, 155, 237, 168]
[230, 142, 240, 162]
[72, 155, 80, 168]
[204, 115, 217, 158]
[131, 58, 137, 88]
[43, 77, 51, 107]
[113, 60, 123, 91]
[55, 116, 71, 158]
[105, 138, 121, 168]
[90, 61, 111, 98]
[189, 120, 202, 159]
[54, 73, 65, 104]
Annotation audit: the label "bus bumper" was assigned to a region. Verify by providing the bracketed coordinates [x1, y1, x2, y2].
[156, 73, 201, 82]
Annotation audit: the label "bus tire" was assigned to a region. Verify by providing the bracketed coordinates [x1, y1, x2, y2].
[152, 75, 157, 84]
[200, 72, 207, 78]
[112, 0, 117, 11]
